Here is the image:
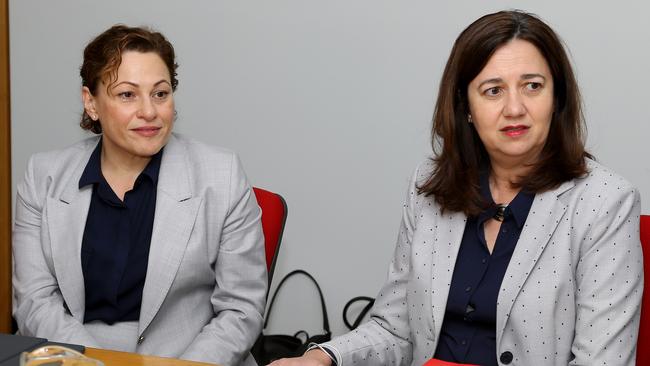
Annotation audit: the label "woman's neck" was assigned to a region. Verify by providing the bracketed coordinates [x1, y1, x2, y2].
[488, 159, 532, 205]
[101, 145, 150, 172]
[100, 145, 151, 200]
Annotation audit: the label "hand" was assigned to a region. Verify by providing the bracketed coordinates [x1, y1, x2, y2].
[267, 349, 333, 366]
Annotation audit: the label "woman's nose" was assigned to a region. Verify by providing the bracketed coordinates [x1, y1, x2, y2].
[137, 99, 157, 121]
[503, 92, 526, 117]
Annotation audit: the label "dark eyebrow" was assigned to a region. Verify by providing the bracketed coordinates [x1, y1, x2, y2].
[521, 73, 546, 81]
[477, 74, 547, 89]
[113, 81, 139, 88]
[112, 80, 171, 89]
[477, 78, 503, 89]
[154, 80, 172, 87]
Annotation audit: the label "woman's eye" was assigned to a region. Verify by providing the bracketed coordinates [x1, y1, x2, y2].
[153, 90, 170, 100]
[118, 91, 135, 100]
[526, 82, 543, 91]
[484, 87, 501, 97]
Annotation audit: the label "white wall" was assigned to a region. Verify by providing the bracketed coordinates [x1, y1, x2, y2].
[10, 1, 650, 338]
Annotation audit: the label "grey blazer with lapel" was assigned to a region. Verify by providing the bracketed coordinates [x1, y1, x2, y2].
[324, 159, 643, 366]
[12, 133, 267, 366]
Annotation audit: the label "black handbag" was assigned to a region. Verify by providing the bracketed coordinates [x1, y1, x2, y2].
[251, 269, 331, 365]
[342, 296, 374, 331]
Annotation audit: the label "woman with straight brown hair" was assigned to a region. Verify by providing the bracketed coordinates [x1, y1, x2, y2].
[270, 9, 642, 366]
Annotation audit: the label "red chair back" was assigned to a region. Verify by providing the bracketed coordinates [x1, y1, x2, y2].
[253, 187, 287, 285]
[638, 215, 650, 365]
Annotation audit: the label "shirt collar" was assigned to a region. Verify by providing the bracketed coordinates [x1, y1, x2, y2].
[79, 140, 103, 188]
[140, 146, 163, 186]
[508, 188, 535, 228]
[79, 138, 164, 189]
[478, 167, 535, 228]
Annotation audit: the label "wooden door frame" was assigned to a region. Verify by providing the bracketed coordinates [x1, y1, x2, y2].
[0, 0, 11, 333]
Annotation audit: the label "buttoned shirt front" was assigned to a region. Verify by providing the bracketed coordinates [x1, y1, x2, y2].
[434, 173, 535, 365]
[79, 140, 162, 324]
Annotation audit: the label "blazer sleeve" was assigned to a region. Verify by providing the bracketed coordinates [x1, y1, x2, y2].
[570, 184, 643, 365]
[180, 153, 267, 365]
[12, 155, 100, 347]
[320, 165, 423, 366]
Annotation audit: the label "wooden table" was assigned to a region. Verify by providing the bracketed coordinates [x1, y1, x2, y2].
[85, 348, 218, 366]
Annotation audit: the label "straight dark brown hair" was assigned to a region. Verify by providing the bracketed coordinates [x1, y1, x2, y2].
[419, 10, 592, 216]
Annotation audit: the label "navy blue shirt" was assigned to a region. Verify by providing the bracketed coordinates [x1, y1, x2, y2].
[79, 140, 162, 324]
[434, 172, 534, 365]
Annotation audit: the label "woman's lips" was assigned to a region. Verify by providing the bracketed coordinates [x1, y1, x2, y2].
[500, 125, 529, 137]
[132, 126, 161, 137]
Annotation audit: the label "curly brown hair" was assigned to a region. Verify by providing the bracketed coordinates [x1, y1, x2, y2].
[79, 24, 178, 133]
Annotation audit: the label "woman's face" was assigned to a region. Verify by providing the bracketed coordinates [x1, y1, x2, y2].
[82, 51, 175, 161]
[467, 39, 554, 166]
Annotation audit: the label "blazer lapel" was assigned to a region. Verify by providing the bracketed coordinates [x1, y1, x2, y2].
[47, 140, 98, 321]
[430, 210, 467, 341]
[496, 180, 574, 338]
[139, 135, 202, 334]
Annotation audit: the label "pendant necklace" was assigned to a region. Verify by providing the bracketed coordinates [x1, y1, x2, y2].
[494, 204, 508, 221]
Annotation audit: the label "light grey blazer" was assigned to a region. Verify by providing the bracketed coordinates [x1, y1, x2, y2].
[12, 133, 267, 366]
[324, 159, 643, 366]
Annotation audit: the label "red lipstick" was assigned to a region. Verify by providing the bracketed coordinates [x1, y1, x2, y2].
[500, 124, 529, 137]
[132, 126, 161, 137]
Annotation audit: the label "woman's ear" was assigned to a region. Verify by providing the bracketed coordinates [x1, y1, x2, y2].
[81, 86, 98, 120]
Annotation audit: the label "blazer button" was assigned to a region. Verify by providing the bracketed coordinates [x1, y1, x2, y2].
[500, 351, 513, 364]
[137, 336, 145, 345]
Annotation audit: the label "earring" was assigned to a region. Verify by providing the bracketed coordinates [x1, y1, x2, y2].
[468, 114, 473, 123]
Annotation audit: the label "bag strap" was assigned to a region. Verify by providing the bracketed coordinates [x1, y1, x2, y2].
[343, 296, 374, 330]
[263, 269, 330, 335]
